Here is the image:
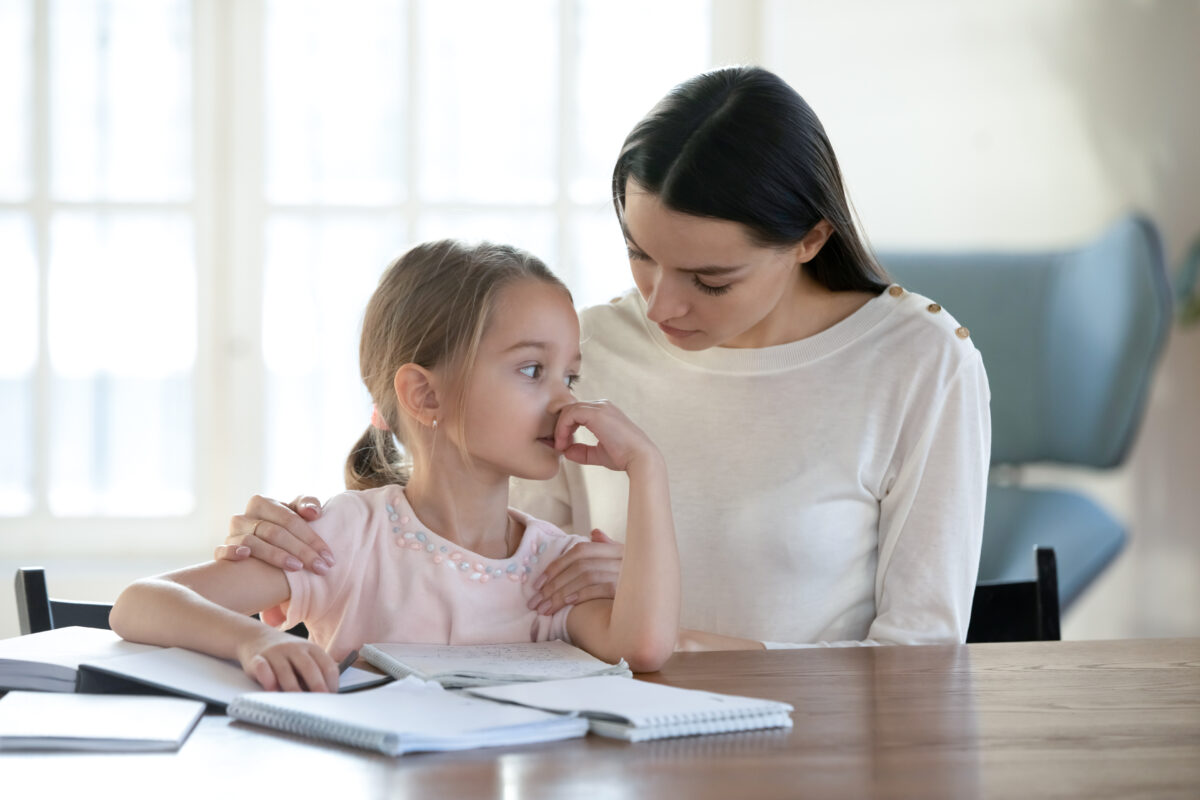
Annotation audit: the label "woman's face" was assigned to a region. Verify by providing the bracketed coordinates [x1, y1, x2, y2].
[620, 181, 810, 350]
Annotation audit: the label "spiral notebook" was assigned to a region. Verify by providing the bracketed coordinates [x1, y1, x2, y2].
[226, 677, 589, 756]
[468, 675, 794, 742]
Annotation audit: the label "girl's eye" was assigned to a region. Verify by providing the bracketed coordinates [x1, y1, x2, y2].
[693, 276, 732, 296]
[626, 247, 650, 262]
[519, 364, 543, 380]
[565, 374, 580, 390]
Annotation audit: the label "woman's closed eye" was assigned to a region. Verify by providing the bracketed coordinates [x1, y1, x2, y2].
[693, 276, 732, 296]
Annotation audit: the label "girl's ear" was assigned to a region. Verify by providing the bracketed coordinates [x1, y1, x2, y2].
[794, 219, 834, 264]
[393, 364, 441, 427]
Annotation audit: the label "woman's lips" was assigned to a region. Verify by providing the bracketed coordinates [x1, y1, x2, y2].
[658, 322, 697, 338]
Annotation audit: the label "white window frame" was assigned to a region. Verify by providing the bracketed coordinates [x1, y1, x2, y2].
[2, 0, 758, 561]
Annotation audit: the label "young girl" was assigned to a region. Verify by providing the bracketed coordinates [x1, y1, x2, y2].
[110, 240, 680, 691]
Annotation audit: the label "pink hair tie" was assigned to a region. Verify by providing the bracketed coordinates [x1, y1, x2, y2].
[370, 405, 390, 432]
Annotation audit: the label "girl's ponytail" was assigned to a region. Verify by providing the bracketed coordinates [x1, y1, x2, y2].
[344, 426, 409, 491]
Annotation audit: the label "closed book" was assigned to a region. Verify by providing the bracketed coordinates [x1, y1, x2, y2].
[360, 640, 631, 688]
[469, 675, 794, 742]
[0, 691, 205, 752]
[226, 677, 589, 756]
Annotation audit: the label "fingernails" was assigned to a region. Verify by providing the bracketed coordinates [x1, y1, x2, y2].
[564, 593, 578, 605]
[285, 557, 303, 571]
[537, 600, 552, 615]
[235, 546, 251, 557]
[527, 593, 543, 609]
[533, 575, 547, 591]
[321, 550, 335, 565]
[312, 558, 330, 576]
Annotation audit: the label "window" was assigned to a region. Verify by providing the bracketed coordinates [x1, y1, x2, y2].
[2, 0, 713, 556]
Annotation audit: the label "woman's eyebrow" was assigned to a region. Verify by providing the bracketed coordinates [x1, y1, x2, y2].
[622, 221, 746, 275]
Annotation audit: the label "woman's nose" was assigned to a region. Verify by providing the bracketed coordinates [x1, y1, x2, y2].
[644, 278, 684, 323]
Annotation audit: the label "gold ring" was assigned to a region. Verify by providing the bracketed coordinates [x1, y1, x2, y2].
[249, 519, 262, 537]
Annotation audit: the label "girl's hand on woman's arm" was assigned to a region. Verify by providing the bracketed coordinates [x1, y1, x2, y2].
[217, 494, 335, 575]
[528, 528, 623, 615]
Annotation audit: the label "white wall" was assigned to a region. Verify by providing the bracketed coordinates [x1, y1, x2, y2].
[761, 0, 1200, 638]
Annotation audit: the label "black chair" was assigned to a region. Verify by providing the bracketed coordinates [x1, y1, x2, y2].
[967, 547, 1061, 643]
[14, 566, 308, 639]
[15, 567, 112, 635]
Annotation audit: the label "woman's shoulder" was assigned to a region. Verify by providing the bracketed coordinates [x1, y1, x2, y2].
[875, 285, 983, 370]
[578, 288, 645, 340]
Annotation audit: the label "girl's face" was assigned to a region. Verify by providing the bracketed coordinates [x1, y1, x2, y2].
[621, 181, 810, 350]
[451, 279, 581, 482]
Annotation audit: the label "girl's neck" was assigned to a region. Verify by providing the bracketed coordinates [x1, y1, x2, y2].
[403, 466, 519, 559]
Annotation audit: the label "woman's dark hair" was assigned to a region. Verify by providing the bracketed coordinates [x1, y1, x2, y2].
[612, 66, 889, 293]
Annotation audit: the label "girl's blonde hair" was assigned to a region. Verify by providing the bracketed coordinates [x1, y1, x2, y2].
[345, 239, 570, 490]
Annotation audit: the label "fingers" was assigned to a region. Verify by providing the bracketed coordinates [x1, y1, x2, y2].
[213, 544, 252, 562]
[225, 494, 336, 575]
[289, 495, 323, 522]
[590, 528, 617, 544]
[254, 647, 339, 692]
[528, 544, 622, 613]
[247, 655, 279, 691]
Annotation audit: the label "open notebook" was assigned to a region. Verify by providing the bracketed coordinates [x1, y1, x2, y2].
[0, 627, 160, 692]
[226, 677, 589, 756]
[469, 675, 794, 742]
[360, 640, 631, 688]
[75, 646, 389, 708]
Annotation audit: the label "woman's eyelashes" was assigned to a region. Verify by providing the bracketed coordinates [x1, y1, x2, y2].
[627, 245, 733, 296]
[692, 276, 732, 296]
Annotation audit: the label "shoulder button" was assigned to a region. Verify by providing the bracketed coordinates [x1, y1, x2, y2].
[888, 285, 904, 297]
[926, 303, 942, 313]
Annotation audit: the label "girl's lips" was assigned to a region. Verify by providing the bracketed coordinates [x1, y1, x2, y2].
[658, 322, 697, 338]
[537, 436, 557, 448]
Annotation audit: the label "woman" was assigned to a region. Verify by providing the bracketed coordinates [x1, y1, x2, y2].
[222, 66, 990, 648]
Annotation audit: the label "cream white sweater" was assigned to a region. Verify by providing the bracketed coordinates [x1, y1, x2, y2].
[512, 286, 990, 646]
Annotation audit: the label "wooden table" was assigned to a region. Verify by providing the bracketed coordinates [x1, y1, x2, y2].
[3, 638, 1198, 799]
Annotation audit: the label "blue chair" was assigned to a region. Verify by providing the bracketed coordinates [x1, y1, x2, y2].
[881, 214, 1173, 610]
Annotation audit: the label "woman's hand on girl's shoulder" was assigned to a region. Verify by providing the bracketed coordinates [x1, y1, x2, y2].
[218, 494, 335, 576]
[553, 400, 665, 477]
[237, 628, 340, 692]
[529, 529, 623, 615]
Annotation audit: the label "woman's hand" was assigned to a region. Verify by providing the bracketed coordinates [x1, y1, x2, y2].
[217, 494, 334, 575]
[528, 528, 623, 615]
[237, 629, 340, 692]
[675, 629, 767, 652]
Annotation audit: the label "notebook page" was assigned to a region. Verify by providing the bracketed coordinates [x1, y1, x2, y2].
[363, 641, 629, 683]
[470, 675, 794, 726]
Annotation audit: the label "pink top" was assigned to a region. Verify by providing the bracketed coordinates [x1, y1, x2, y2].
[266, 485, 586, 661]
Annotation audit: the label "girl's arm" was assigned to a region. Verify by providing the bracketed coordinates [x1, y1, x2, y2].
[554, 401, 680, 672]
[109, 559, 340, 692]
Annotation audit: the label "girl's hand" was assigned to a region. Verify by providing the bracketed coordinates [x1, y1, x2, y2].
[553, 400, 663, 476]
[527, 529, 623, 615]
[217, 494, 334, 575]
[237, 630, 341, 692]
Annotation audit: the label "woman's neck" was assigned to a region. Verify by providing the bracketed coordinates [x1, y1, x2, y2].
[403, 461, 518, 559]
